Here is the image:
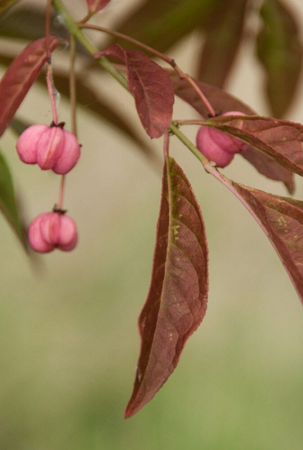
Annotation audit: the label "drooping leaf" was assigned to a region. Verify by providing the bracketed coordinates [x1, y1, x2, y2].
[96, 44, 175, 138]
[241, 145, 295, 194]
[125, 156, 209, 418]
[0, 151, 27, 250]
[168, 69, 255, 117]
[113, 0, 219, 54]
[85, 0, 111, 13]
[0, 0, 19, 17]
[256, 0, 303, 118]
[206, 115, 303, 178]
[0, 37, 60, 138]
[197, 0, 249, 87]
[214, 174, 303, 306]
[169, 70, 294, 191]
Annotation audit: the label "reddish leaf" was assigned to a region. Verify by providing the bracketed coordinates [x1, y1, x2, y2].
[96, 44, 175, 138]
[257, 0, 303, 118]
[0, 36, 60, 137]
[168, 68, 255, 117]
[85, 0, 111, 13]
[168, 69, 294, 191]
[217, 175, 303, 305]
[206, 115, 303, 177]
[197, 0, 249, 87]
[241, 145, 295, 194]
[125, 157, 209, 418]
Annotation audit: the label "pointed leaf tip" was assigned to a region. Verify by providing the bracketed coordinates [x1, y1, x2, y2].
[125, 157, 208, 418]
[85, 0, 111, 14]
[230, 182, 303, 306]
[96, 44, 175, 138]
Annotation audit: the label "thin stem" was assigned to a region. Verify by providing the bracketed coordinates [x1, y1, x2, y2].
[69, 35, 77, 136]
[78, 11, 94, 24]
[46, 65, 58, 124]
[46, 0, 59, 124]
[175, 69, 216, 117]
[173, 119, 206, 126]
[52, 0, 212, 172]
[57, 175, 66, 210]
[163, 132, 170, 158]
[78, 23, 175, 66]
[53, 0, 128, 88]
[78, 23, 215, 118]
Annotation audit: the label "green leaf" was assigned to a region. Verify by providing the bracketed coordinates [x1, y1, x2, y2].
[0, 37, 60, 138]
[197, 0, 249, 87]
[0, 0, 19, 17]
[257, 0, 303, 117]
[112, 0, 219, 54]
[0, 5, 56, 41]
[0, 151, 27, 249]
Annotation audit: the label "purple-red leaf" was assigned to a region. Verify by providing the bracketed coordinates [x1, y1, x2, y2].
[197, 0, 249, 87]
[85, 0, 111, 13]
[241, 145, 295, 194]
[0, 36, 60, 137]
[257, 0, 303, 118]
[125, 157, 208, 418]
[96, 44, 175, 138]
[206, 115, 303, 178]
[168, 68, 255, 118]
[227, 179, 303, 305]
[168, 69, 294, 191]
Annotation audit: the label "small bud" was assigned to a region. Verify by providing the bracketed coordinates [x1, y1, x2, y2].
[16, 124, 80, 174]
[196, 111, 248, 168]
[28, 212, 78, 253]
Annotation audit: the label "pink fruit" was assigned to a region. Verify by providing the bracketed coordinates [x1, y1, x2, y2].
[28, 212, 78, 253]
[16, 124, 81, 174]
[196, 111, 248, 168]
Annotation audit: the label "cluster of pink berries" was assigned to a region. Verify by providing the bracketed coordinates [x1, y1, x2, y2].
[196, 111, 248, 167]
[16, 123, 80, 253]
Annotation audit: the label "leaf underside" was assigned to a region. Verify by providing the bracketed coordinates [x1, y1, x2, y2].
[96, 44, 175, 138]
[0, 36, 60, 137]
[168, 70, 294, 192]
[125, 157, 209, 418]
[207, 115, 303, 178]
[230, 181, 303, 305]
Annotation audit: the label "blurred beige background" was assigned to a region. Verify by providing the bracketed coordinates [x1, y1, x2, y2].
[0, 0, 303, 449]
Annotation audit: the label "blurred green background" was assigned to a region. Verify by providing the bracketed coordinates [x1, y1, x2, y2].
[1, 0, 303, 449]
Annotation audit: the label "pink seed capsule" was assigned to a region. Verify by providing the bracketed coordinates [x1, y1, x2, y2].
[16, 124, 81, 174]
[28, 212, 78, 253]
[196, 111, 248, 168]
